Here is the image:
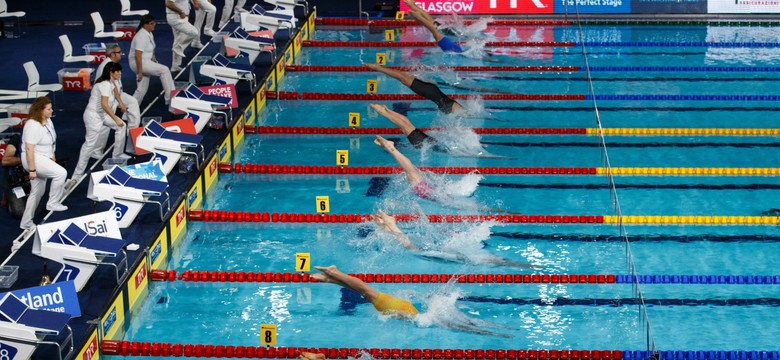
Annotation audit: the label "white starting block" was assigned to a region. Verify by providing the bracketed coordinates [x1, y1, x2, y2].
[199, 53, 257, 88]
[240, 4, 296, 33]
[224, 28, 275, 65]
[0, 292, 74, 360]
[169, 84, 232, 133]
[32, 211, 128, 291]
[135, 120, 204, 175]
[87, 159, 171, 228]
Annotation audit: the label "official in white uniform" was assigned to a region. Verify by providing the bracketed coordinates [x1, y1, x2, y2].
[129, 15, 174, 105]
[219, 0, 246, 28]
[193, 0, 217, 40]
[166, 0, 199, 71]
[20, 97, 68, 230]
[73, 63, 128, 179]
[93, 45, 141, 159]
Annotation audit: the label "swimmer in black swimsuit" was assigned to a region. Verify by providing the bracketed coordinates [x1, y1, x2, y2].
[369, 103, 437, 150]
[370, 103, 514, 159]
[365, 63, 461, 114]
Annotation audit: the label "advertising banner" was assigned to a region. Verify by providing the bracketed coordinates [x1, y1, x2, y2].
[3, 281, 81, 317]
[401, 0, 554, 14]
[632, 0, 706, 13]
[554, 0, 631, 13]
[709, 0, 780, 13]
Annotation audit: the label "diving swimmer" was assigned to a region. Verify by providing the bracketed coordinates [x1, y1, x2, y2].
[312, 265, 513, 337]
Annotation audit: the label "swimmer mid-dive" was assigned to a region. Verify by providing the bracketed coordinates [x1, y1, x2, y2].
[369, 103, 513, 159]
[366, 63, 462, 114]
[365, 64, 507, 121]
[371, 209, 536, 268]
[311, 265, 513, 337]
[374, 135, 520, 214]
[402, 0, 500, 62]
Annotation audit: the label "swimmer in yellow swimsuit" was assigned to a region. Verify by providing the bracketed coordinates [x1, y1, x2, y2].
[312, 265, 419, 319]
[312, 265, 514, 338]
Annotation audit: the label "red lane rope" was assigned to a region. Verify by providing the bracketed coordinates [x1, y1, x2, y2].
[302, 40, 575, 48]
[149, 269, 616, 284]
[285, 65, 581, 72]
[246, 126, 587, 135]
[187, 210, 605, 224]
[102, 340, 621, 359]
[219, 163, 599, 175]
[314, 18, 574, 26]
[266, 91, 585, 101]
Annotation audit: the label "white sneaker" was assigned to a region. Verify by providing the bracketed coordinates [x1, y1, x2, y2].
[114, 153, 132, 160]
[47, 204, 68, 212]
[191, 42, 204, 49]
[204, 29, 216, 37]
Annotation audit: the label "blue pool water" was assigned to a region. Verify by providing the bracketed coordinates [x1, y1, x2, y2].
[116, 22, 780, 357]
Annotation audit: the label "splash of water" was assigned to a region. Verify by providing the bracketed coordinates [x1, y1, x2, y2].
[414, 279, 514, 337]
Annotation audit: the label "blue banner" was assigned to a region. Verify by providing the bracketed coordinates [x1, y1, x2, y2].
[3, 281, 81, 317]
[554, 0, 631, 13]
[632, 0, 706, 13]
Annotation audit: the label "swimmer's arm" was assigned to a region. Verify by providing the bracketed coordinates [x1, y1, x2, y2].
[388, 229, 421, 251]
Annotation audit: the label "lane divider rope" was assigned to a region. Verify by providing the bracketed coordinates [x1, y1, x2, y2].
[286, 65, 780, 73]
[265, 91, 780, 101]
[266, 91, 583, 101]
[219, 163, 780, 176]
[302, 40, 780, 48]
[187, 210, 780, 226]
[246, 126, 780, 136]
[314, 17, 780, 27]
[102, 341, 635, 358]
[316, 18, 574, 26]
[147, 270, 780, 285]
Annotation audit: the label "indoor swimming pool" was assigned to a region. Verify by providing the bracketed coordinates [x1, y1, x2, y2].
[110, 19, 780, 358]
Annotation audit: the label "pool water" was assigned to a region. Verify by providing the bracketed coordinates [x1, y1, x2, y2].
[116, 22, 780, 357]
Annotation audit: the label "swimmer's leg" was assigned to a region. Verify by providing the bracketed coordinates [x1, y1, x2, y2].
[402, 0, 435, 24]
[314, 265, 380, 302]
[375, 135, 424, 187]
[370, 103, 417, 136]
[365, 63, 416, 87]
[409, 7, 445, 42]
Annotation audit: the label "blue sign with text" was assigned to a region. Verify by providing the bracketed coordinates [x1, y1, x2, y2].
[554, 0, 631, 13]
[3, 281, 81, 317]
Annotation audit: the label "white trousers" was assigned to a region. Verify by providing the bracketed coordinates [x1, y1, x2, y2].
[194, 0, 217, 34]
[167, 14, 199, 68]
[94, 92, 140, 158]
[20, 154, 67, 229]
[131, 59, 174, 104]
[74, 110, 127, 176]
[219, 0, 246, 28]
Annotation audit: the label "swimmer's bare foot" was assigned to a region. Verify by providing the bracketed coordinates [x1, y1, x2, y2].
[310, 273, 335, 284]
[300, 353, 326, 360]
[314, 265, 339, 276]
[369, 103, 390, 116]
[374, 135, 397, 153]
[365, 63, 382, 71]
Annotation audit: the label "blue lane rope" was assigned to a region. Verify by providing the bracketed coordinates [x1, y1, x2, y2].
[587, 95, 780, 101]
[577, 41, 780, 48]
[616, 275, 780, 284]
[624, 350, 780, 360]
[588, 66, 780, 72]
